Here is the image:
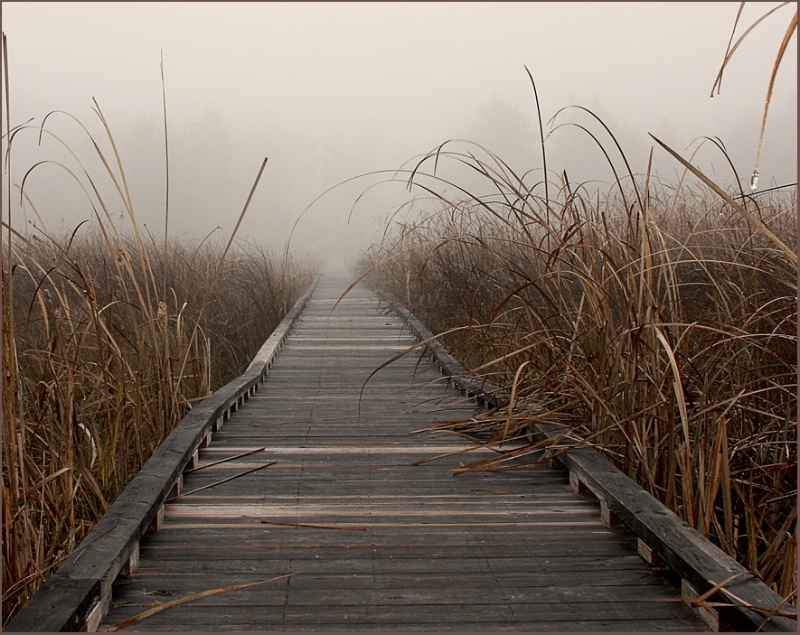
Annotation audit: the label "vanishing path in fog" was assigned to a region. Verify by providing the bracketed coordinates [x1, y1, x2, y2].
[96, 267, 704, 631]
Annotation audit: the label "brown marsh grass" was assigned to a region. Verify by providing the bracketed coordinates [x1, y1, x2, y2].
[362, 149, 796, 599]
[2, 228, 310, 624]
[1, 56, 313, 622]
[360, 89, 797, 600]
[362, 9, 797, 597]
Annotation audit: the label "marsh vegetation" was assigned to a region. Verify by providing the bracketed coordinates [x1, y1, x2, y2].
[360, 129, 796, 601]
[1, 96, 312, 623]
[361, 11, 797, 600]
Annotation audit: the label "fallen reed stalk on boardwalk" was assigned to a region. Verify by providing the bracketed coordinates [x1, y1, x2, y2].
[1, 80, 313, 624]
[359, 74, 796, 601]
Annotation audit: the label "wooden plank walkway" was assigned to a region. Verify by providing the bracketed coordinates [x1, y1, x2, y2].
[98, 266, 706, 632]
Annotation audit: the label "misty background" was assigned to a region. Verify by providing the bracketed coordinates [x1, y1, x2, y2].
[1, 2, 797, 263]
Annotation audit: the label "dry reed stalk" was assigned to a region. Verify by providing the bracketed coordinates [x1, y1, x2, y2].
[103, 573, 295, 632]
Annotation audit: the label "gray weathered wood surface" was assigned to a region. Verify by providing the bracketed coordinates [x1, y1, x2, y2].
[95, 267, 704, 631]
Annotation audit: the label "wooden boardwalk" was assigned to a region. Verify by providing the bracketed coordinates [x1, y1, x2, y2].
[98, 266, 705, 631]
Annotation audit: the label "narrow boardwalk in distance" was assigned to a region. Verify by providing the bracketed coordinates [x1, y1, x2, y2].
[100, 266, 705, 631]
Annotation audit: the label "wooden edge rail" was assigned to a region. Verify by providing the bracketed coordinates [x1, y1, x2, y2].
[388, 303, 508, 410]
[385, 295, 796, 632]
[5, 273, 321, 633]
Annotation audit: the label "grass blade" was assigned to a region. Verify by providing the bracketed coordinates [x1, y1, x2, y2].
[649, 133, 796, 265]
[103, 573, 295, 631]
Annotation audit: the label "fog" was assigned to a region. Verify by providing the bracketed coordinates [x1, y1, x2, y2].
[2, 2, 796, 263]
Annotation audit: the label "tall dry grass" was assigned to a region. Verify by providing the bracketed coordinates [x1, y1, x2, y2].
[1, 64, 312, 622]
[361, 135, 796, 600]
[2, 227, 310, 623]
[362, 7, 796, 596]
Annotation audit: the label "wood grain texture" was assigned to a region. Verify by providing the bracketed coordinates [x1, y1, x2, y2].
[95, 266, 704, 632]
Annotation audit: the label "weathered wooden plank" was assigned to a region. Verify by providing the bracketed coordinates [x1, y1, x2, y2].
[97, 620, 701, 633]
[101, 601, 704, 631]
[136, 543, 641, 563]
[125, 536, 635, 557]
[133, 621, 698, 632]
[104, 554, 658, 578]
[104, 588, 692, 621]
[108, 567, 680, 592]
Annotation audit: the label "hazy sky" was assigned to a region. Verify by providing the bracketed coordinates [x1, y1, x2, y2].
[2, 2, 797, 260]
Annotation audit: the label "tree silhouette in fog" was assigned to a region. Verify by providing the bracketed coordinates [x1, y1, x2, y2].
[463, 95, 537, 176]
